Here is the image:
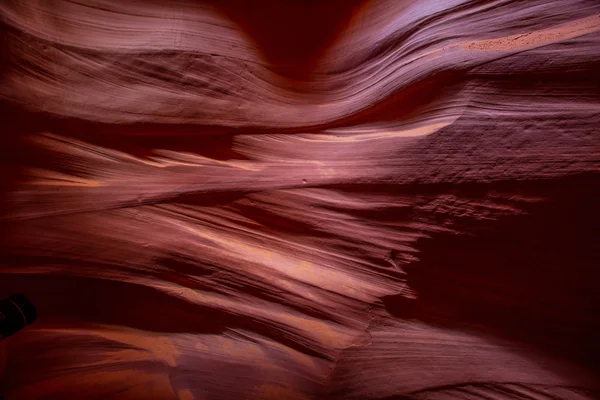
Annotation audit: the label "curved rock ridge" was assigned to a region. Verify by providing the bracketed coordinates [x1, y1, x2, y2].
[2, 0, 600, 128]
[1, 0, 599, 399]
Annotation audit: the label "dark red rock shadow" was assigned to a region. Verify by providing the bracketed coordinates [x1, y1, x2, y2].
[383, 174, 600, 371]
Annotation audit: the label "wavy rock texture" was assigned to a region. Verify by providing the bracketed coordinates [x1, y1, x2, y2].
[1, 0, 600, 399]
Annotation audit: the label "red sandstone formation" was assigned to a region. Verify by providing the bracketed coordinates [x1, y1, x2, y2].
[1, 0, 599, 399]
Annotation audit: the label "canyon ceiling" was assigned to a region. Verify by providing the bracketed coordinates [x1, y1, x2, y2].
[1, 0, 599, 399]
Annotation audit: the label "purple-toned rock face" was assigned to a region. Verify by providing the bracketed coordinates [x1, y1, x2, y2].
[1, 0, 599, 398]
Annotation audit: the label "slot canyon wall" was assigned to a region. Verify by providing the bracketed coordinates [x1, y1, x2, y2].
[1, 0, 600, 398]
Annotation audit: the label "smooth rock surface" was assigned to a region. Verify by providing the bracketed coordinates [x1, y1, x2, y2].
[1, 0, 599, 399]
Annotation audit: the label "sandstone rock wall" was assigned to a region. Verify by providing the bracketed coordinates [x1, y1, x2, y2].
[1, 1, 599, 398]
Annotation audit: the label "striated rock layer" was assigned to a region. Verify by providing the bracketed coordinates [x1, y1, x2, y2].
[1, 0, 599, 399]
